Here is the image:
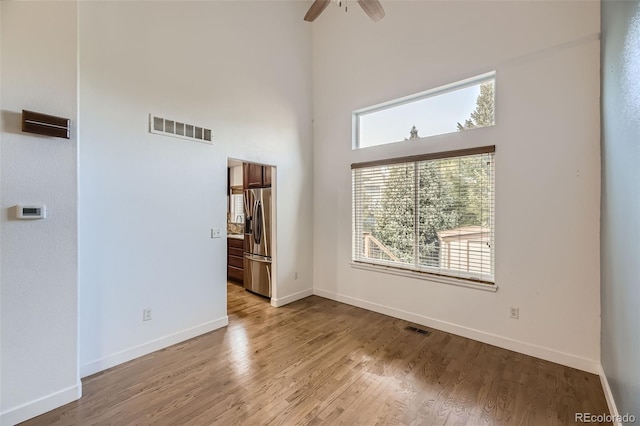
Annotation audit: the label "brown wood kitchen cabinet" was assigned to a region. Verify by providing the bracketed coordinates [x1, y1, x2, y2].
[227, 237, 244, 283]
[262, 165, 271, 187]
[243, 162, 271, 189]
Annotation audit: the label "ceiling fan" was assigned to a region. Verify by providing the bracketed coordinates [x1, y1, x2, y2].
[304, 0, 385, 22]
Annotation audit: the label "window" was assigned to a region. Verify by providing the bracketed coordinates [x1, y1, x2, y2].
[352, 146, 495, 284]
[354, 72, 495, 149]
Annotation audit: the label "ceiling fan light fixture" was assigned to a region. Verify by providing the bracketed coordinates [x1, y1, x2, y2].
[304, 0, 384, 22]
[303, 0, 331, 22]
[357, 0, 385, 22]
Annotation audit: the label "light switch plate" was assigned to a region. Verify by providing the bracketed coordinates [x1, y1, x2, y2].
[211, 228, 221, 238]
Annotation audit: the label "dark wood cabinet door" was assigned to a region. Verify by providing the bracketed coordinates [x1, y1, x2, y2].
[243, 162, 271, 188]
[242, 163, 250, 190]
[262, 166, 271, 187]
[227, 266, 244, 282]
[246, 163, 263, 188]
[227, 238, 244, 283]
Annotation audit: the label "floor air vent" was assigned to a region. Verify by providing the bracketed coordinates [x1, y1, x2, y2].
[405, 325, 431, 336]
[149, 114, 213, 145]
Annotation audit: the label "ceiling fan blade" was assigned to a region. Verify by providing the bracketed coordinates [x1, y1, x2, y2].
[304, 0, 331, 22]
[357, 0, 385, 22]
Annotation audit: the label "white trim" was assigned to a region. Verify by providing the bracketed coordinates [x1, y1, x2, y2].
[350, 262, 497, 292]
[313, 288, 599, 374]
[80, 316, 228, 378]
[598, 365, 622, 426]
[271, 288, 313, 307]
[0, 382, 81, 426]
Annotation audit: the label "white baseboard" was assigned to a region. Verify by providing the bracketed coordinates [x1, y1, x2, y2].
[271, 288, 313, 307]
[313, 288, 600, 374]
[598, 365, 622, 425]
[0, 382, 81, 426]
[80, 316, 228, 378]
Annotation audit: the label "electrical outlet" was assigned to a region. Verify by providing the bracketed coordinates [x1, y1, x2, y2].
[143, 309, 152, 321]
[510, 307, 519, 319]
[211, 228, 221, 238]
[294, 272, 298, 280]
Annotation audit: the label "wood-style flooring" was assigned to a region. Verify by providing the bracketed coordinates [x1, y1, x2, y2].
[22, 282, 611, 425]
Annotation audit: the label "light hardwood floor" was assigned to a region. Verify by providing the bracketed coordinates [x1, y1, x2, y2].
[22, 282, 611, 425]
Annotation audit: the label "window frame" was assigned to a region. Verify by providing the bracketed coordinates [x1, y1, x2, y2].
[351, 146, 496, 289]
[352, 71, 496, 149]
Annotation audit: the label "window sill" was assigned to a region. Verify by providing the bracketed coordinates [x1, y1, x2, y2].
[350, 261, 498, 292]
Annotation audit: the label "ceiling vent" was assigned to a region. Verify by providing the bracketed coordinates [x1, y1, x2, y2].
[149, 114, 213, 145]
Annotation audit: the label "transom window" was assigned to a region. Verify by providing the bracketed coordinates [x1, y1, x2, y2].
[354, 72, 495, 149]
[352, 147, 495, 284]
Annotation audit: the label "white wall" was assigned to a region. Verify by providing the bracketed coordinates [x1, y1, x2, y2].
[0, 2, 80, 425]
[79, 1, 313, 376]
[312, 1, 601, 372]
[601, 0, 640, 417]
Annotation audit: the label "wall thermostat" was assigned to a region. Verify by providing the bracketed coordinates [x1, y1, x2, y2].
[16, 204, 47, 220]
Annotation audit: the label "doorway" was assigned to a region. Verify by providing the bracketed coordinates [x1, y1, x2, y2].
[225, 159, 276, 314]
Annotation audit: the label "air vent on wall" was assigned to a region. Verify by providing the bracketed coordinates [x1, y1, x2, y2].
[149, 114, 213, 144]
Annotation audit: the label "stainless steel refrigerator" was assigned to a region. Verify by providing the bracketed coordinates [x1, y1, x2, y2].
[244, 188, 272, 297]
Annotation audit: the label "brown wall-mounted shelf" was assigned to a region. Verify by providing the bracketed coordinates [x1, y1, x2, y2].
[22, 110, 70, 139]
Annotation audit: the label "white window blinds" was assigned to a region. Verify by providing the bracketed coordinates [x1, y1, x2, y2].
[352, 146, 495, 284]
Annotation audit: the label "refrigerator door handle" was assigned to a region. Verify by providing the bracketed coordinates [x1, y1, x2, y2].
[249, 198, 258, 240]
[245, 254, 271, 263]
[244, 190, 253, 235]
[254, 200, 262, 245]
[253, 199, 258, 224]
